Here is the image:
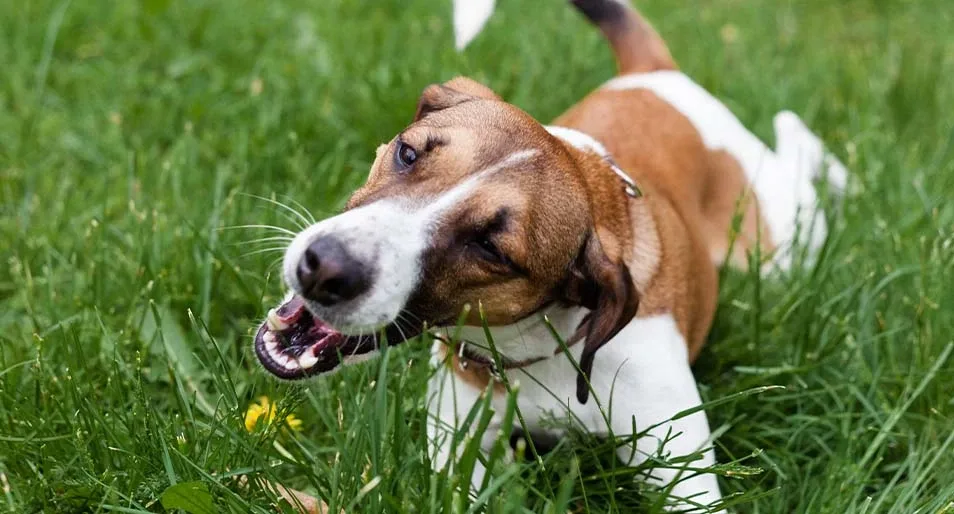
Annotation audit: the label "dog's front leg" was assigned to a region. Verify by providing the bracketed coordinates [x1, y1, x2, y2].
[238, 475, 338, 514]
[425, 352, 510, 495]
[596, 315, 723, 511]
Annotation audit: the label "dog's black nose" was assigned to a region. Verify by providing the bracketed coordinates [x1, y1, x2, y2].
[297, 236, 371, 306]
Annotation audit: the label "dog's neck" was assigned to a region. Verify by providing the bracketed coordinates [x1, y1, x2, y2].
[438, 302, 590, 365]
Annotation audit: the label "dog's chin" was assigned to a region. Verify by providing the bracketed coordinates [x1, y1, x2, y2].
[253, 295, 421, 380]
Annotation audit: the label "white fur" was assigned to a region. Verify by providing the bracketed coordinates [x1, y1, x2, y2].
[603, 70, 847, 271]
[426, 349, 492, 488]
[427, 313, 722, 510]
[453, 0, 496, 50]
[545, 125, 611, 157]
[476, 148, 540, 176]
[283, 149, 539, 334]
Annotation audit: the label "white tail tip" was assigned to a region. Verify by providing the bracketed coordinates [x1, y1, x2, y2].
[453, 0, 496, 50]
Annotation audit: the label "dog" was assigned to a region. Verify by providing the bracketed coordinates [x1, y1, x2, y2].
[252, 0, 847, 510]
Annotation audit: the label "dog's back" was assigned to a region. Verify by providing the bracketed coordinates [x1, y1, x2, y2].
[545, 0, 847, 358]
[559, 0, 844, 275]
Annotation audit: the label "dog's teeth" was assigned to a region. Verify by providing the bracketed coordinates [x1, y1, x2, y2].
[266, 308, 288, 331]
[264, 333, 280, 356]
[298, 352, 318, 368]
[263, 330, 277, 343]
[282, 357, 299, 370]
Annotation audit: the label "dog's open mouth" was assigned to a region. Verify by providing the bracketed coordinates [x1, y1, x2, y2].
[253, 296, 419, 379]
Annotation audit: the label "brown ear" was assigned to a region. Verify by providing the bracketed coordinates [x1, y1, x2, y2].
[413, 77, 500, 121]
[564, 231, 639, 404]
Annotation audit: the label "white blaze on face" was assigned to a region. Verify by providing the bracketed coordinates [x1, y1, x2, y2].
[283, 149, 539, 334]
[283, 198, 425, 332]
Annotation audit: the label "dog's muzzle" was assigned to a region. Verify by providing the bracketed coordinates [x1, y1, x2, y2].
[255, 199, 437, 379]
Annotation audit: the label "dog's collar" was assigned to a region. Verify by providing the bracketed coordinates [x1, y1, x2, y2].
[605, 155, 642, 198]
[447, 335, 586, 379]
[455, 341, 546, 377]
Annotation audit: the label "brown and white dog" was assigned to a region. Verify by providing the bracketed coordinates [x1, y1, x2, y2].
[253, 0, 846, 510]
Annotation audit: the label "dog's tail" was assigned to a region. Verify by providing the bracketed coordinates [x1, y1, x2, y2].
[570, 0, 676, 74]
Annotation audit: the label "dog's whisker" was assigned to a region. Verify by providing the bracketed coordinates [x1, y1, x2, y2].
[392, 318, 410, 345]
[266, 256, 284, 272]
[351, 326, 367, 359]
[242, 236, 295, 246]
[239, 246, 289, 259]
[219, 224, 298, 237]
[279, 194, 319, 225]
[394, 313, 413, 332]
[274, 210, 308, 231]
[240, 193, 315, 230]
[397, 309, 425, 327]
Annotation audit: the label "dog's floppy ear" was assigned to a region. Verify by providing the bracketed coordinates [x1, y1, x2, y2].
[414, 76, 500, 121]
[563, 230, 639, 404]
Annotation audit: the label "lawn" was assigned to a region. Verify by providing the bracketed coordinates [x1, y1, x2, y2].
[2, 0, 953, 512]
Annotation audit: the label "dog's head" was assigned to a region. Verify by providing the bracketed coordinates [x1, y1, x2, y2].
[254, 78, 637, 402]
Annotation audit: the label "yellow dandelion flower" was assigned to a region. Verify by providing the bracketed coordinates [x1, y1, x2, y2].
[244, 396, 270, 432]
[285, 415, 303, 431]
[244, 396, 304, 432]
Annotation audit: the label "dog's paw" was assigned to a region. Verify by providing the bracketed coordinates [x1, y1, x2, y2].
[238, 475, 338, 514]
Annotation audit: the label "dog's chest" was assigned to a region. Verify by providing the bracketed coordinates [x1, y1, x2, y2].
[433, 313, 693, 436]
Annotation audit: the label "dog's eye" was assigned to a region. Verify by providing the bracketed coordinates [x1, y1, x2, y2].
[474, 237, 505, 263]
[395, 142, 418, 170]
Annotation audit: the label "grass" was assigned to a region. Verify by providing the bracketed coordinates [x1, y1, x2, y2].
[2, 0, 954, 511]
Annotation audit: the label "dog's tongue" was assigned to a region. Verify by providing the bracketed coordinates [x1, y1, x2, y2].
[275, 295, 305, 322]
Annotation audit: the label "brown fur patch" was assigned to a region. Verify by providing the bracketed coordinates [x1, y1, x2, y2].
[699, 150, 775, 269]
